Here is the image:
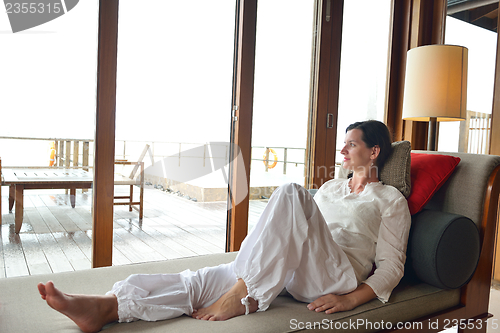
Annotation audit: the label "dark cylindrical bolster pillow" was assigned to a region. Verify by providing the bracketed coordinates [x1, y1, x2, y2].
[405, 210, 480, 289]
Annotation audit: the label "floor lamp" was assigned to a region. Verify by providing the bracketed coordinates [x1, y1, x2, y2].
[402, 45, 468, 151]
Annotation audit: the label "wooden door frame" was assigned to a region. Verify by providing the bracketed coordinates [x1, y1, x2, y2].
[226, 0, 258, 252]
[91, 0, 347, 256]
[306, 0, 344, 189]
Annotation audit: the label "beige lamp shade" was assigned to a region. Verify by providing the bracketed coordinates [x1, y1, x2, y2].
[402, 44, 468, 122]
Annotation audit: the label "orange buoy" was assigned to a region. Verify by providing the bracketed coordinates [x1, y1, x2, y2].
[263, 148, 278, 169]
[49, 142, 56, 166]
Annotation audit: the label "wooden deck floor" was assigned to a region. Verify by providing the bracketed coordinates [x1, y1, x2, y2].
[0, 187, 268, 279]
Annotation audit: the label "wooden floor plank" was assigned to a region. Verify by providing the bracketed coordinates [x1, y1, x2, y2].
[51, 232, 91, 271]
[36, 206, 66, 233]
[113, 227, 167, 262]
[147, 215, 221, 256]
[25, 207, 51, 234]
[114, 217, 191, 260]
[48, 206, 84, 233]
[112, 246, 133, 266]
[18, 233, 52, 275]
[1, 224, 29, 277]
[0, 220, 6, 278]
[65, 206, 92, 231]
[121, 217, 199, 258]
[35, 233, 75, 274]
[140, 196, 226, 250]
[70, 230, 92, 261]
[0, 187, 267, 279]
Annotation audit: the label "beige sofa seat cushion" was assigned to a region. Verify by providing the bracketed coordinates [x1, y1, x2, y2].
[0, 253, 459, 333]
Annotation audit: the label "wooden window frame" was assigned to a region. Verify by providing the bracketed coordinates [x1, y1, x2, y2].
[385, 0, 447, 148]
[226, 0, 258, 252]
[491, 4, 500, 156]
[306, 0, 344, 189]
[92, 0, 347, 256]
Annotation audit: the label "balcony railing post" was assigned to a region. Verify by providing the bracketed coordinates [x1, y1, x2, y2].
[58, 141, 64, 167]
[264, 147, 270, 172]
[178, 143, 182, 167]
[65, 141, 71, 168]
[283, 148, 287, 175]
[54, 140, 59, 167]
[203, 143, 207, 167]
[74, 141, 80, 168]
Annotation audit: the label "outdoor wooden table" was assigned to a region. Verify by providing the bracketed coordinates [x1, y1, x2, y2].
[1, 168, 93, 233]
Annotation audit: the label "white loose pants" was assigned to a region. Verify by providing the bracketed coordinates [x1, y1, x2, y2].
[108, 183, 357, 323]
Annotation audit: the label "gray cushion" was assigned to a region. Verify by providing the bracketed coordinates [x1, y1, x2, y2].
[379, 141, 411, 197]
[405, 210, 481, 289]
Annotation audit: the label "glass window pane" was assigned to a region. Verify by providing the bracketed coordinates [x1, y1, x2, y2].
[249, 0, 316, 231]
[0, 1, 99, 277]
[335, 0, 391, 176]
[439, 15, 497, 153]
[115, 1, 236, 264]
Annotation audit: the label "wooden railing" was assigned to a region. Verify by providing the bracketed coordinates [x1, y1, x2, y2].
[0, 137, 307, 177]
[0, 136, 93, 169]
[253, 146, 307, 175]
[459, 111, 492, 154]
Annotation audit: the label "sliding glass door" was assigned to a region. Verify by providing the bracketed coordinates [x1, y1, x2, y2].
[114, 1, 236, 264]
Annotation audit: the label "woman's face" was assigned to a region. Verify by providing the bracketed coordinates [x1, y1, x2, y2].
[340, 129, 377, 174]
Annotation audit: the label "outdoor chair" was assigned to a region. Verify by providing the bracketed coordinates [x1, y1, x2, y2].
[113, 144, 149, 220]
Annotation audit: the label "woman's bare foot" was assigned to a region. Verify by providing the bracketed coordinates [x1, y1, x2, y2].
[192, 279, 258, 321]
[37, 281, 119, 333]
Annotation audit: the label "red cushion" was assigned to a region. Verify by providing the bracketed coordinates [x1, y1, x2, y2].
[407, 153, 461, 215]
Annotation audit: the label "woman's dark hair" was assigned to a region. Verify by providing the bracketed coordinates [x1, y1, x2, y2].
[346, 120, 392, 170]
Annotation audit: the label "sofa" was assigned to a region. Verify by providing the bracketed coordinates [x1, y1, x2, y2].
[0, 150, 499, 333]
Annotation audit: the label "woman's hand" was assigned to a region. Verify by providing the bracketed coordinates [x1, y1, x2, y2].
[307, 283, 376, 314]
[307, 294, 355, 314]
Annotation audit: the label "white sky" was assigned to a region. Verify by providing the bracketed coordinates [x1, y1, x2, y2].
[0, 2, 497, 162]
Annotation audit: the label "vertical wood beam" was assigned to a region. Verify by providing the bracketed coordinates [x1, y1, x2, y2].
[490, 9, 500, 156]
[92, 0, 118, 268]
[386, 0, 411, 141]
[226, 0, 257, 252]
[307, 0, 344, 189]
[385, 0, 446, 149]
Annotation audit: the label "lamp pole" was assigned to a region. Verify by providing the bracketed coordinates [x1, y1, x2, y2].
[428, 117, 437, 151]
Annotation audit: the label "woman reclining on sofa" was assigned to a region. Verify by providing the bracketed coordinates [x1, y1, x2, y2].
[37, 120, 411, 333]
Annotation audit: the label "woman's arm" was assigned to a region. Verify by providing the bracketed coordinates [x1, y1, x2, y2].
[307, 283, 376, 314]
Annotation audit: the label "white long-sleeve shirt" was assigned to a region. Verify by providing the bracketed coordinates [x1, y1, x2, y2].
[314, 178, 411, 302]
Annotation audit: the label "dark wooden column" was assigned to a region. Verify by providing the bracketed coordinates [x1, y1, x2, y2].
[386, 0, 411, 142]
[490, 6, 500, 156]
[226, 0, 257, 252]
[92, 0, 118, 268]
[307, 0, 344, 188]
